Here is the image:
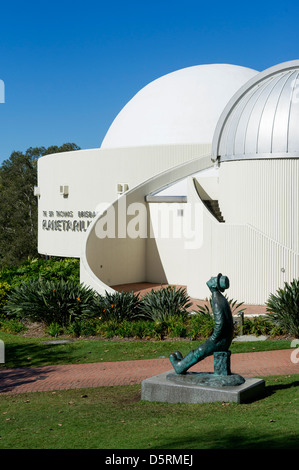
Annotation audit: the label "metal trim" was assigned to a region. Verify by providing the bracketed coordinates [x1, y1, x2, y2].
[220, 153, 299, 162]
[145, 195, 187, 203]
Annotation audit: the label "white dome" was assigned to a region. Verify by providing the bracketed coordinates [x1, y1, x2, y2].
[101, 64, 258, 148]
[213, 60, 299, 161]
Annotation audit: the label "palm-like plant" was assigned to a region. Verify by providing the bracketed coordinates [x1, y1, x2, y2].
[196, 295, 246, 316]
[4, 279, 99, 326]
[99, 291, 141, 322]
[266, 279, 299, 338]
[139, 286, 192, 322]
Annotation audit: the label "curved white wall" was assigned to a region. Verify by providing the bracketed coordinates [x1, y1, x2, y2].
[37, 144, 210, 257]
[80, 154, 213, 294]
[81, 157, 299, 305]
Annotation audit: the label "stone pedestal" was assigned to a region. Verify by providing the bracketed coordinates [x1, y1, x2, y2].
[141, 370, 265, 404]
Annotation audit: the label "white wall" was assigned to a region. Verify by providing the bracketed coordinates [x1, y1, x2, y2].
[37, 143, 211, 258]
[79, 152, 298, 305]
[186, 160, 299, 304]
[146, 177, 206, 285]
[80, 154, 213, 293]
[219, 160, 299, 253]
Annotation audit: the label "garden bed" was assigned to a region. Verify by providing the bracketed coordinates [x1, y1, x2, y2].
[0, 258, 297, 343]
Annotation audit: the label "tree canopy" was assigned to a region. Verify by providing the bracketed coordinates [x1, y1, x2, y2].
[0, 143, 80, 266]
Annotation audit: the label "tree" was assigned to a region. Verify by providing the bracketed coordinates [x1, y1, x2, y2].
[0, 143, 80, 266]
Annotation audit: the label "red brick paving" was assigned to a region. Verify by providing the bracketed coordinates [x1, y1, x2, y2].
[0, 349, 297, 395]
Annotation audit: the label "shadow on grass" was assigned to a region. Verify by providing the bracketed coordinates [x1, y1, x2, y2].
[154, 427, 299, 449]
[240, 379, 299, 404]
[0, 340, 74, 369]
[263, 380, 299, 398]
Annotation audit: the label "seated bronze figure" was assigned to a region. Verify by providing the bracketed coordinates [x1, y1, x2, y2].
[169, 273, 234, 375]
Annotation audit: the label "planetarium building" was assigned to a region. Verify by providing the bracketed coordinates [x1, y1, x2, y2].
[37, 60, 299, 305]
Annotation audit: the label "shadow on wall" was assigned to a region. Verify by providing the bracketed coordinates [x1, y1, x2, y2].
[146, 213, 168, 284]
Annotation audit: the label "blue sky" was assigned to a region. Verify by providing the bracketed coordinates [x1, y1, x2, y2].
[1, 0, 299, 163]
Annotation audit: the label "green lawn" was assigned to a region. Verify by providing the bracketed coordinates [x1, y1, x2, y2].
[0, 331, 293, 368]
[0, 332, 297, 450]
[0, 374, 298, 449]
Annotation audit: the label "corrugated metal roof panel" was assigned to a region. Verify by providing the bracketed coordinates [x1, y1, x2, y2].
[213, 60, 299, 161]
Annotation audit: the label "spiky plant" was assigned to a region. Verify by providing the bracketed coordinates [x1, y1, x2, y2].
[196, 295, 246, 316]
[266, 279, 299, 338]
[139, 286, 192, 322]
[99, 291, 141, 322]
[4, 279, 100, 326]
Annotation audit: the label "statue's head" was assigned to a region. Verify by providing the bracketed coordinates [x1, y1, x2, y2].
[207, 273, 229, 293]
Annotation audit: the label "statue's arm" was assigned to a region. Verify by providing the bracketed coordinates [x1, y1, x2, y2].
[210, 294, 226, 342]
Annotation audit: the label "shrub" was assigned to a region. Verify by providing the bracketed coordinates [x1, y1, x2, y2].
[4, 279, 100, 327]
[167, 315, 188, 338]
[96, 320, 119, 339]
[0, 318, 27, 334]
[238, 316, 270, 336]
[99, 291, 141, 322]
[0, 282, 11, 317]
[189, 312, 215, 339]
[67, 318, 101, 337]
[0, 257, 80, 287]
[129, 320, 157, 339]
[140, 286, 192, 322]
[266, 279, 299, 337]
[46, 322, 63, 337]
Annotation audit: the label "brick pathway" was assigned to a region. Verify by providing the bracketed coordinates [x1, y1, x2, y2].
[0, 349, 297, 395]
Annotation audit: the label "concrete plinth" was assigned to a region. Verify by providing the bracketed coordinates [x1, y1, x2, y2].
[141, 370, 265, 404]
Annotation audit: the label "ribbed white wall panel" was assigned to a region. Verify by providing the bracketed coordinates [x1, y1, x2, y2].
[211, 223, 299, 304]
[219, 160, 299, 253]
[187, 171, 298, 305]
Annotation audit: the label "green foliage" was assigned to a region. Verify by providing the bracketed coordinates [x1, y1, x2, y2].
[237, 316, 282, 336]
[95, 318, 174, 340]
[140, 286, 192, 322]
[96, 319, 155, 340]
[167, 315, 188, 338]
[128, 319, 156, 339]
[96, 320, 120, 339]
[0, 257, 80, 287]
[66, 318, 101, 337]
[0, 318, 27, 334]
[99, 291, 141, 322]
[189, 312, 215, 339]
[0, 272, 290, 341]
[4, 279, 99, 327]
[266, 279, 299, 338]
[46, 322, 63, 337]
[0, 143, 80, 266]
[0, 281, 10, 316]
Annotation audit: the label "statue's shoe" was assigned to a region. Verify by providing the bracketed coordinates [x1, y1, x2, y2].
[169, 353, 186, 374]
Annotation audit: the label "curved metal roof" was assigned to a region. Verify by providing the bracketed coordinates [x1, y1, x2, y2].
[212, 60, 299, 162]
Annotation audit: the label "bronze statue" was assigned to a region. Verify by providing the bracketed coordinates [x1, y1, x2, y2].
[169, 273, 234, 375]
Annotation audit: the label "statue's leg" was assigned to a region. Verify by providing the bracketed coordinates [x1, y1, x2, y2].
[169, 350, 197, 374]
[169, 340, 214, 374]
